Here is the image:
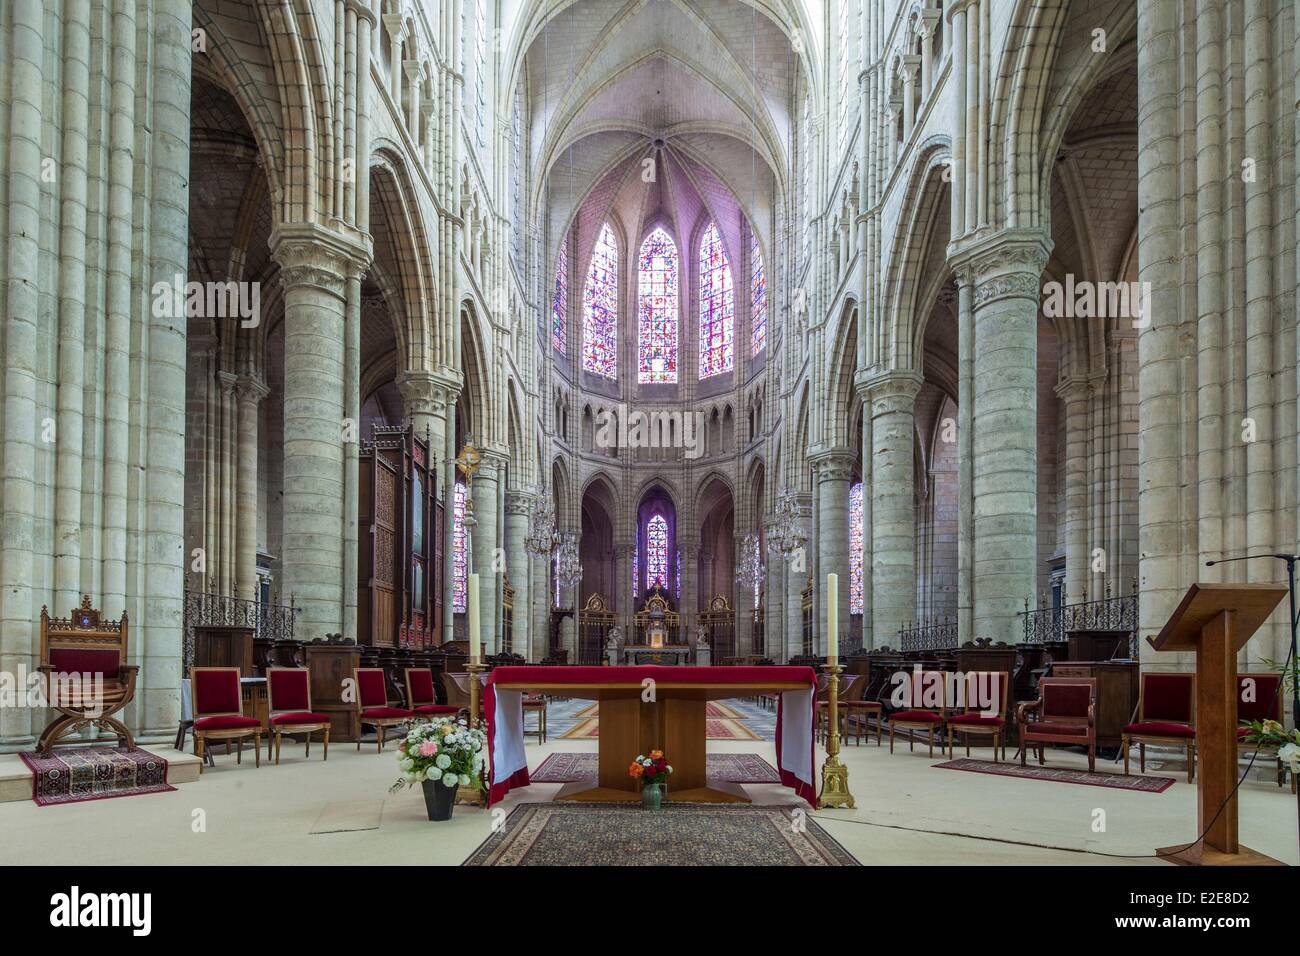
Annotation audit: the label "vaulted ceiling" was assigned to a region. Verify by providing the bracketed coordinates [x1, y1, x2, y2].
[522, 0, 800, 273]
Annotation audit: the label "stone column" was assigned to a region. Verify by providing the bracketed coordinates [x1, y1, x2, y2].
[782, 493, 812, 660]
[271, 228, 361, 638]
[471, 453, 503, 655]
[502, 490, 532, 657]
[236, 376, 270, 600]
[867, 371, 922, 648]
[955, 273, 975, 642]
[1056, 375, 1094, 604]
[855, 376, 875, 646]
[218, 371, 238, 593]
[964, 233, 1050, 642]
[811, 451, 854, 656]
[900, 56, 919, 136]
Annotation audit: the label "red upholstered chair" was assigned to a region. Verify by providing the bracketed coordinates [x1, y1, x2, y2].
[1122, 672, 1196, 782]
[1236, 673, 1294, 791]
[405, 668, 461, 717]
[946, 670, 1010, 762]
[266, 667, 330, 764]
[191, 667, 261, 771]
[354, 667, 411, 752]
[1018, 676, 1096, 772]
[888, 669, 948, 757]
[37, 599, 138, 754]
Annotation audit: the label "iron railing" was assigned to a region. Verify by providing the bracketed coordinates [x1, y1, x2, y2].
[898, 617, 959, 652]
[182, 586, 301, 669]
[1019, 582, 1138, 656]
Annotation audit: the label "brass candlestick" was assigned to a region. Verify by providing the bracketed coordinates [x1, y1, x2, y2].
[457, 660, 486, 807]
[818, 663, 856, 809]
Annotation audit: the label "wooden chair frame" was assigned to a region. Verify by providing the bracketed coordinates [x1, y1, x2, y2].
[1122, 672, 1196, 783]
[191, 666, 261, 771]
[354, 667, 410, 752]
[523, 696, 548, 744]
[266, 667, 330, 764]
[888, 670, 948, 757]
[946, 670, 1010, 762]
[405, 667, 462, 717]
[37, 599, 138, 755]
[1018, 677, 1097, 772]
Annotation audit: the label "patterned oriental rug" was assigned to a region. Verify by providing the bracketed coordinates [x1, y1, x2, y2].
[529, 751, 781, 784]
[20, 747, 176, 806]
[934, 758, 1175, 793]
[464, 803, 860, 866]
[557, 701, 762, 741]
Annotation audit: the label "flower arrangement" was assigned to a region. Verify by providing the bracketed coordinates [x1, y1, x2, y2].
[629, 749, 673, 788]
[1242, 718, 1300, 774]
[390, 716, 487, 794]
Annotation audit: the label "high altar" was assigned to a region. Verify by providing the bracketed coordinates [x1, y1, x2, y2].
[624, 587, 691, 665]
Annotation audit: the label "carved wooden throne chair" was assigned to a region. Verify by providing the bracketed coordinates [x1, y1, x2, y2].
[37, 597, 137, 755]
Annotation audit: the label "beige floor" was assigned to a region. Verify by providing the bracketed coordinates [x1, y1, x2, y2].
[0, 727, 1295, 866]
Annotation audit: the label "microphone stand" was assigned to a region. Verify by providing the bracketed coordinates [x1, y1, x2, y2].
[1205, 553, 1300, 858]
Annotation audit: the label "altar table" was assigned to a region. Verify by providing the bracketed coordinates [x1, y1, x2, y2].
[484, 666, 817, 807]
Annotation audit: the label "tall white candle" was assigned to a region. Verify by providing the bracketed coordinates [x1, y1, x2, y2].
[826, 573, 839, 665]
[468, 572, 481, 662]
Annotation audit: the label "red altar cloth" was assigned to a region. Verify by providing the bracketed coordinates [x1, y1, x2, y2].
[483, 665, 818, 807]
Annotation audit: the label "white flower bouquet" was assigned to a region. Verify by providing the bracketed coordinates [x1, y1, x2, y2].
[390, 716, 488, 793]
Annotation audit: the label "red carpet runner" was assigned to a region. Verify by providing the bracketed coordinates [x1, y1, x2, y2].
[20, 747, 176, 806]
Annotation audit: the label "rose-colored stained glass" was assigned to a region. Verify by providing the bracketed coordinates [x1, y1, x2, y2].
[582, 223, 618, 378]
[552, 238, 567, 353]
[698, 221, 734, 378]
[750, 231, 767, 357]
[637, 227, 679, 383]
[849, 481, 864, 615]
[646, 514, 668, 589]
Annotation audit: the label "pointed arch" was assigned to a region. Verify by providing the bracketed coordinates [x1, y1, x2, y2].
[637, 226, 680, 383]
[582, 221, 619, 379]
[698, 220, 735, 378]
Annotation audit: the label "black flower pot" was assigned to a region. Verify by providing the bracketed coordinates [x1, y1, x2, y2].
[421, 779, 456, 821]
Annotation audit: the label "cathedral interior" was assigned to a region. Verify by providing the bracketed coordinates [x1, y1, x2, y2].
[0, 0, 1298, 879]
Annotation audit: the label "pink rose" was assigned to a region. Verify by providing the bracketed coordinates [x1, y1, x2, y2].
[419, 740, 438, 757]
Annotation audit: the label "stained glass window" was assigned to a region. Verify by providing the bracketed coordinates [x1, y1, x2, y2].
[849, 481, 864, 615]
[750, 232, 767, 357]
[552, 238, 567, 353]
[582, 223, 618, 378]
[453, 481, 468, 613]
[646, 514, 668, 589]
[698, 221, 734, 378]
[632, 550, 639, 600]
[637, 227, 679, 383]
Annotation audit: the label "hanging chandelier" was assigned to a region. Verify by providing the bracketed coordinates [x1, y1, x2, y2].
[767, 488, 806, 559]
[523, 484, 559, 556]
[554, 531, 583, 589]
[741, 531, 766, 597]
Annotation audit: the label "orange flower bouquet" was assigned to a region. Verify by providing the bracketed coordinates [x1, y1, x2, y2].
[629, 749, 672, 809]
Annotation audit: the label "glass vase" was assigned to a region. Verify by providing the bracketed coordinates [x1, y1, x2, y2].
[641, 781, 664, 810]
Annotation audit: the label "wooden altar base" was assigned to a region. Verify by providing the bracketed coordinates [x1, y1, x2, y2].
[554, 779, 751, 804]
[1155, 842, 1284, 867]
[547, 690, 776, 804]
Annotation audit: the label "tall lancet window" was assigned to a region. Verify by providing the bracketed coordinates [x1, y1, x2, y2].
[849, 481, 864, 614]
[750, 232, 767, 356]
[698, 221, 734, 378]
[637, 227, 680, 383]
[582, 222, 618, 378]
[552, 238, 568, 353]
[646, 514, 669, 588]
[453, 481, 468, 612]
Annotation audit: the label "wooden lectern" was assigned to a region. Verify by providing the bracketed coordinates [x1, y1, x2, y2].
[1148, 582, 1287, 866]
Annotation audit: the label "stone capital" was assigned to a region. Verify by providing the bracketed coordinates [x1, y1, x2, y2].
[383, 13, 408, 42]
[946, 0, 978, 23]
[236, 375, 271, 405]
[404, 59, 426, 82]
[503, 490, 534, 516]
[947, 229, 1052, 307]
[396, 369, 455, 418]
[216, 370, 239, 396]
[808, 448, 857, 484]
[271, 223, 371, 296]
[1054, 372, 1104, 403]
[864, 369, 923, 412]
